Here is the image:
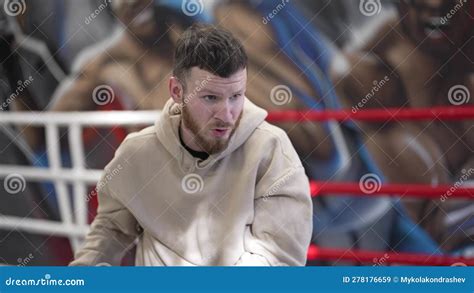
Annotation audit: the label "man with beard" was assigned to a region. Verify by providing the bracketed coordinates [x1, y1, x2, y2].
[69, 24, 313, 266]
[334, 0, 473, 253]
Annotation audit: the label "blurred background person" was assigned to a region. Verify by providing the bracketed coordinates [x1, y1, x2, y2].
[333, 0, 473, 254]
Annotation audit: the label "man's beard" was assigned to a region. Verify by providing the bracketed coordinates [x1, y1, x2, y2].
[181, 106, 242, 155]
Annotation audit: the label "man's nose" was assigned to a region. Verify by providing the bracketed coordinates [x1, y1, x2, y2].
[214, 100, 233, 123]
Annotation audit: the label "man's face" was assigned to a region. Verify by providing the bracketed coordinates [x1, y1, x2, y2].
[402, 0, 470, 57]
[178, 67, 246, 154]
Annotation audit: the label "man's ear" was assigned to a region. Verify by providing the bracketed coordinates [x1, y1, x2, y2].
[169, 76, 184, 104]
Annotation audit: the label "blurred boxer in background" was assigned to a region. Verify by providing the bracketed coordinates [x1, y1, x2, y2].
[50, 0, 187, 112]
[334, 0, 473, 252]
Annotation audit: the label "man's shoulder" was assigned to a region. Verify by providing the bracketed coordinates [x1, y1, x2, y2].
[253, 121, 289, 144]
[124, 125, 156, 141]
[250, 121, 300, 163]
[247, 122, 304, 174]
[115, 125, 157, 156]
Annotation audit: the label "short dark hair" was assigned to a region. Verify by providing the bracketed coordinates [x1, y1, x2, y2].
[173, 23, 248, 86]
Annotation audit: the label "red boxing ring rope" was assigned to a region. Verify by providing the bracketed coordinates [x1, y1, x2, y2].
[307, 181, 474, 264]
[266, 105, 474, 265]
[266, 106, 474, 122]
[307, 245, 474, 266]
[309, 181, 474, 199]
[307, 182, 473, 265]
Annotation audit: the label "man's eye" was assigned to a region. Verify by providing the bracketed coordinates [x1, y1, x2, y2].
[203, 95, 217, 101]
[230, 94, 241, 100]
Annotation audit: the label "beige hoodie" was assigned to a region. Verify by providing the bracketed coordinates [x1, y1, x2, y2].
[70, 98, 312, 266]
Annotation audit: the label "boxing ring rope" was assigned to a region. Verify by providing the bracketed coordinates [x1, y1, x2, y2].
[307, 246, 474, 266]
[267, 105, 474, 122]
[0, 111, 158, 252]
[307, 181, 474, 265]
[289, 105, 474, 265]
[0, 105, 473, 264]
[309, 182, 474, 199]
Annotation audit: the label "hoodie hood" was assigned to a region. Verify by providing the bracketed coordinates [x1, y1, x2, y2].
[155, 98, 267, 170]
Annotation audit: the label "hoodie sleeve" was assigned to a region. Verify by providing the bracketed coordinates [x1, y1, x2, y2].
[69, 166, 139, 266]
[235, 127, 313, 266]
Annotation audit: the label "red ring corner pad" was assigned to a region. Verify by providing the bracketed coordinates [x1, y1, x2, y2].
[307, 245, 474, 266]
